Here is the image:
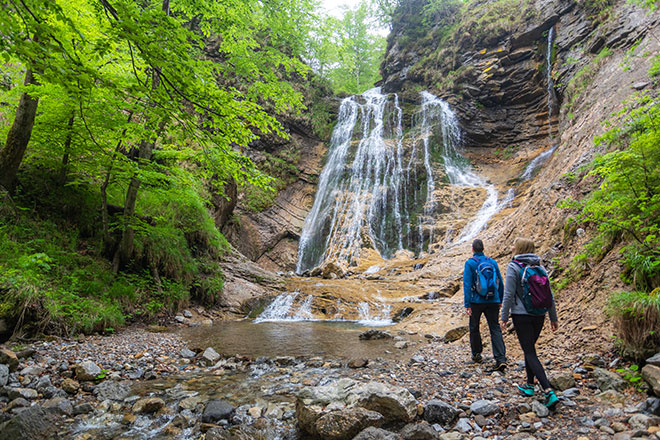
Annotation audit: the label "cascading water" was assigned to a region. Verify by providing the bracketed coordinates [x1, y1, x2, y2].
[296, 88, 500, 272]
[522, 26, 558, 181]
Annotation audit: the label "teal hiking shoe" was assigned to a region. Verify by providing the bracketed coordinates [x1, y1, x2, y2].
[545, 390, 559, 409]
[517, 383, 535, 397]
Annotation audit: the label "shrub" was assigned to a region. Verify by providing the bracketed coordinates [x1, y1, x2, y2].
[606, 289, 660, 361]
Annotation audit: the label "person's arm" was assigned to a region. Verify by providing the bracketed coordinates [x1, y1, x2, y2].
[547, 270, 558, 326]
[500, 262, 517, 323]
[495, 260, 505, 303]
[463, 259, 472, 313]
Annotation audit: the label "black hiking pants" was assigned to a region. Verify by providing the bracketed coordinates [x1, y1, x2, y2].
[512, 313, 551, 389]
[469, 303, 506, 363]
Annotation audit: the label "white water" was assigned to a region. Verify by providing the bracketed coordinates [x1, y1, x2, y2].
[254, 293, 393, 326]
[522, 27, 558, 181]
[297, 89, 501, 271]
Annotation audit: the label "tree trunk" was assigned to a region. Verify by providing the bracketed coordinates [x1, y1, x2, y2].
[58, 113, 75, 186]
[0, 69, 39, 192]
[112, 141, 154, 274]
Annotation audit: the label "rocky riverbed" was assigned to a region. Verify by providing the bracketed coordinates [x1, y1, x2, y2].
[1, 321, 660, 440]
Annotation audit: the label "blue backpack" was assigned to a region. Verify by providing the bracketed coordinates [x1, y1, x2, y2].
[471, 256, 498, 300]
[513, 260, 554, 315]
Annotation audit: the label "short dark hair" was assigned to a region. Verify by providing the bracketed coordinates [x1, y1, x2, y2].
[472, 239, 484, 252]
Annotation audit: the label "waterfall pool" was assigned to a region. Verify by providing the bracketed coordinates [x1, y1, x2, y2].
[179, 320, 420, 361]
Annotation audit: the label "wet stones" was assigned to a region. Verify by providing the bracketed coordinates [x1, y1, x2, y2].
[202, 399, 236, 424]
[132, 397, 166, 414]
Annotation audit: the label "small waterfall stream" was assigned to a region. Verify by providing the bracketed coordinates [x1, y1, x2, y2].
[522, 26, 558, 181]
[296, 89, 500, 273]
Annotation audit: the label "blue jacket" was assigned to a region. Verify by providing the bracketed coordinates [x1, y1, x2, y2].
[463, 252, 505, 307]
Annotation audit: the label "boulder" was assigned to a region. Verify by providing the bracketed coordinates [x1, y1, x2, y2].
[353, 427, 402, 440]
[93, 380, 131, 401]
[593, 368, 626, 392]
[315, 407, 384, 440]
[132, 397, 166, 414]
[74, 361, 101, 381]
[400, 423, 440, 439]
[61, 378, 80, 394]
[0, 406, 57, 440]
[359, 330, 393, 340]
[0, 364, 8, 386]
[320, 260, 347, 279]
[202, 399, 235, 423]
[0, 349, 19, 372]
[296, 379, 417, 436]
[423, 400, 460, 425]
[443, 326, 469, 343]
[549, 372, 576, 391]
[647, 353, 660, 367]
[470, 400, 499, 416]
[201, 347, 221, 366]
[643, 364, 660, 396]
[43, 397, 73, 416]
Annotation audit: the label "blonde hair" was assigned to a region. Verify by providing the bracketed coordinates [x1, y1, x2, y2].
[513, 237, 535, 255]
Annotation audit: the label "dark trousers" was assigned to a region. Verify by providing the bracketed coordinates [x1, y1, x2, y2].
[469, 303, 506, 363]
[512, 314, 551, 389]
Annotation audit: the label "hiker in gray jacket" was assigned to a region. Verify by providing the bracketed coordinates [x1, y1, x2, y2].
[500, 237, 560, 409]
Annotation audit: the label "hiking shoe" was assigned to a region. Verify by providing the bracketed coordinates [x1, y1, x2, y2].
[517, 383, 535, 397]
[471, 353, 483, 363]
[488, 361, 506, 372]
[545, 390, 559, 409]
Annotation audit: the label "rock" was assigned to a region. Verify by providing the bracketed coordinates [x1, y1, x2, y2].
[273, 356, 296, 366]
[8, 388, 38, 400]
[438, 433, 465, 440]
[0, 349, 19, 372]
[400, 423, 440, 439]
[183, 310, 193, 318]
[93, 380, 131, 401]
[20, 366, 44, 376]
[296, 379, 417, 436]
[6, 397, 30, 411]
[395, 341, 408, 349]
[132, 397, 166, 414]
[180, 348, 196, 359]
[423, 400, 460, 425]
[61, 378, 80, 394]
[175, 315, 186, 323]
[0, 364, 8, 386]
[647, 353, 660, 367]
[248, 406, 262, 419]
[549, 372, 575, 391]
[201, 347, 221, 366]
[470, 400, 499, 416]
[474, 414, 488, 427]
[202, 399, 235, 423]
[593, 368, 627, 392]
[597, 390, 627, 405]
[562, 387, 580, 397]
[35, 376, 51, 391]
[179, 396, 204, 411]
[74, 361, 101, 381]
[455, 418, 473, 433]
[0, 406, 56, 440]
[315, 407, 384, 440]
[632, 81, 649, 90]
[628, 414, 652, 431]
[353, 427, 402, 440]
[444, 326, 469, 343]
[43, 397, 73, 416]
[642, 364, 660, 396]
[583, 353, 605, 367]
[641, 397, 660, 416]
[392, 307, 414, 323]
[360, 330, 393, 340]
[73, 402, 94, 415]
[348, 359, 369, 368]
[320, 260, 347, 279]
[531, 400, 549, 418]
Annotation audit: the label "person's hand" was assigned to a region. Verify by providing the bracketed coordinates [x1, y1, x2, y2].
[465, 307, 472, 316]
[500, 320, 507, 332]
[551, 321, 559, 332]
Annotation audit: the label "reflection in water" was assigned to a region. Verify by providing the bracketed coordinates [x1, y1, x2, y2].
[180, 320, 414, 360]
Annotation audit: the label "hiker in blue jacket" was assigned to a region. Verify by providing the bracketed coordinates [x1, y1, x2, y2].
[463, 238, 506, 371]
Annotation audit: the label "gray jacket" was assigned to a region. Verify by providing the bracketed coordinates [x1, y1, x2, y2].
[500, 253, 558, 322]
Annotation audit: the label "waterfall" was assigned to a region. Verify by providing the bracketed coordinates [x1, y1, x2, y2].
[296, 89, 498, 272]
[521, 26, 558, 181]
[254, 292, 300, 322]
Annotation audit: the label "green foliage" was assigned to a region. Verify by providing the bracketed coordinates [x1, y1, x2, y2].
[495, 145, 519, 160]
[606, 289, 660, 360]
[650, 55, 660, 78]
